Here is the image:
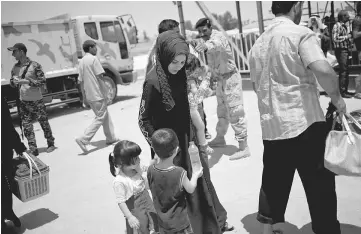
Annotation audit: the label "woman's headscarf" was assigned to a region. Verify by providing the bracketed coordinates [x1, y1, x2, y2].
[154, 31, 189, 111]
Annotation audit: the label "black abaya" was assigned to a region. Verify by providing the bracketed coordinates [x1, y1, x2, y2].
[138, 68, 227, 234]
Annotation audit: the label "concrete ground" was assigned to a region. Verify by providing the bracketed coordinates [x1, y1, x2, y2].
[8, 64, 361, 234]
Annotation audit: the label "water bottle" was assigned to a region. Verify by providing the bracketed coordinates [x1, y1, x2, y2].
[188, 141, 202, 173]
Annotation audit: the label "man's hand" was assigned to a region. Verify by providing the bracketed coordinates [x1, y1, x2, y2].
[195, 42, 207, 53]
[127, 215, 140, 229]
[187, 39, 197, 48]
[330, 96, 347, 115]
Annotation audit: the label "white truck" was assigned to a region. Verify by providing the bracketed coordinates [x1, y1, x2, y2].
[1, 14, 138, 110]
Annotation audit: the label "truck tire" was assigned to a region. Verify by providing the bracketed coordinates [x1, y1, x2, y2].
[103, 75, 117, 105]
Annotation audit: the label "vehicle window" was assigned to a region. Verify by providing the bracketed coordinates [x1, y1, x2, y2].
[114, 21, 126, 43]
[84, 22, 99, 40]
[100, 21, 117, 43]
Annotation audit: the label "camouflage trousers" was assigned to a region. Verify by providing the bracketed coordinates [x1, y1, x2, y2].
[215, 71, 247, 142]
[19, 99, 55, 152]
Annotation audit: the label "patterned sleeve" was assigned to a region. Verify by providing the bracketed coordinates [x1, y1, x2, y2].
[27, 62, 46, 87]
[113, 180, 128, 204]
[332, 23, 347, 43]
[204, 31, 228, 51]
[190, 73, 211, 105]
[138, 80, 156, 145]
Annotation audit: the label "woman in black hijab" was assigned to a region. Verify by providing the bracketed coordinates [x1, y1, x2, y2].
[138, 31, 233, 234]
[2, 95, 26, 230]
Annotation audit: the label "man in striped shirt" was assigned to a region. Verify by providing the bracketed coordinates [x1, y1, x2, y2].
[332, 10, 353, 98]
[249, 2, 346, 234]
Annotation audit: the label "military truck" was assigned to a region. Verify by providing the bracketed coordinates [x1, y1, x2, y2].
[1, 14, 138, 111]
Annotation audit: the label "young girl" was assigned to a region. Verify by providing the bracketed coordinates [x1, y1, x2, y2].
[148, 128, 203, 234]
[185, 54, 213, 154]
[109, 140, 158, 234]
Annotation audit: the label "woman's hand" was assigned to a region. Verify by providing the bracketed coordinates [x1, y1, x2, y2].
[127, 215, 140, 229]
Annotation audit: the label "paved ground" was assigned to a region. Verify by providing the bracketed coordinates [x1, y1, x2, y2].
[8, 64, 361, 234]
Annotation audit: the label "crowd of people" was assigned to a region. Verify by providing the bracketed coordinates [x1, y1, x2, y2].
[2, 1, 360, 234]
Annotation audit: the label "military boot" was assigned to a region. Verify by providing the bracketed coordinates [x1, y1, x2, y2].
[229, 141, 251, 161]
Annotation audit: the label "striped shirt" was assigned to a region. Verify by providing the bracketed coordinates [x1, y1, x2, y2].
[332, 22, 352, 50]
[249, 17, 326, 140]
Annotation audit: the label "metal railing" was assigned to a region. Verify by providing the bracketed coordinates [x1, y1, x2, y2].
[200, 31, 361, 72]
[230, 32, 259, 73]
[198, 32, 259, 73]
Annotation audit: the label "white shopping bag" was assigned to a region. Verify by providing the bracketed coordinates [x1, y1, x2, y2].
[324, 114, 361, 177]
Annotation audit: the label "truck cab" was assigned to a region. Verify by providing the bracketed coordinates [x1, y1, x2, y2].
[72, 15, 138, 103]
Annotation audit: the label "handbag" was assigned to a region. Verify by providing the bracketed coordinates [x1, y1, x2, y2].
[324, 113, 361, 177]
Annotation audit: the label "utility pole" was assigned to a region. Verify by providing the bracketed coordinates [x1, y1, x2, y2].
[323, 1, 329, 19]
[330, 1, 335, 50]
[330, 1, 335, 25]
[177, 1, 186, 37]
[236, 1, 243, 34]
[256, 1, 264, 34]
[308, 1, 312, 17]
[236, 1, 246, 57]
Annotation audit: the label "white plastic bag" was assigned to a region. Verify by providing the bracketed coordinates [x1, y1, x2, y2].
[324, 114, 361, 177]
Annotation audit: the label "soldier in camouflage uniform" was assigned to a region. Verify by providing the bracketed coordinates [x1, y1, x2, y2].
[8, 43, 56, 156]
[191, 18, 250, 161]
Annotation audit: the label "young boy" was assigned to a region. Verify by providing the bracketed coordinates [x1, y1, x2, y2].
[147, 128, 203, 234]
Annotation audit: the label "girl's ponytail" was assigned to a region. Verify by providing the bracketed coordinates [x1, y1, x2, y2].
[109, 153, 116, 177]
[109, 140, 142, 175]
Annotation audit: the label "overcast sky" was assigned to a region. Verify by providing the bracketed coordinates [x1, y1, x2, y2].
[2, 1, 346, 37]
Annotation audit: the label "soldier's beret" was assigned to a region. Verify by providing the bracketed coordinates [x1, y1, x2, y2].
[195, 18, 211, 29]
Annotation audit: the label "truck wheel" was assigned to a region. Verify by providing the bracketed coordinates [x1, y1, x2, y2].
[103, 75, 117, 105]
